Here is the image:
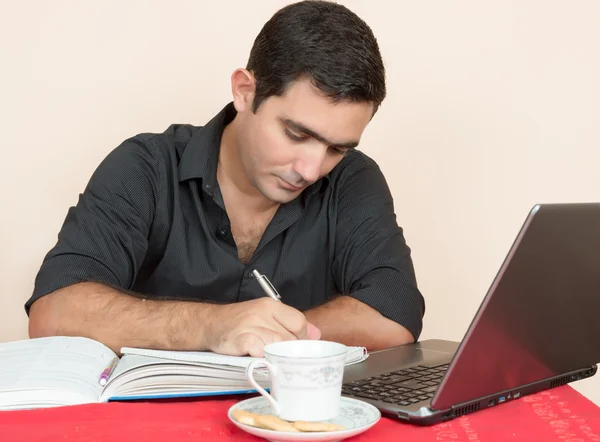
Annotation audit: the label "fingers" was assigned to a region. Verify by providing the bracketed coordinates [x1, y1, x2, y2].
[306, 322, 321, 340]
[271, 303, 309, 339]
[219, 299, 317, 357]
[249, 300, 300, 342]
[235, 333, 266, 357]
[235, 327, 294, 357]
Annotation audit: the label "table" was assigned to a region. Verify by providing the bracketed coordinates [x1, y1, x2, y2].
[1, 386, 599, 441]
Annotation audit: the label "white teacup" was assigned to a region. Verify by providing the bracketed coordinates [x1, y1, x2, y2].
[246, 340, 347, 422]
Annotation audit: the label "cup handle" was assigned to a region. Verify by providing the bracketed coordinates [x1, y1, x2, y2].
[246, 360, 281, 415]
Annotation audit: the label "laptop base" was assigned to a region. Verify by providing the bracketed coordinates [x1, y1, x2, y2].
[342, 339, 597, 426]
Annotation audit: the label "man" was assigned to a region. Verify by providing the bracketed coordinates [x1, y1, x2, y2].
[27, 0, 425, 357]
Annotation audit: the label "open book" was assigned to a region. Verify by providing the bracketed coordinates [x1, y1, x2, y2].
[0, 336, 368, 411]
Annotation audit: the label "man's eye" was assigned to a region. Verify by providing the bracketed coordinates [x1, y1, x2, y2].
[330, 146, 349, 156]
[285, 129, 308, 142]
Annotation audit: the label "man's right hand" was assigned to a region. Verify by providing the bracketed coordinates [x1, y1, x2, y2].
[206, 298, 321, 357]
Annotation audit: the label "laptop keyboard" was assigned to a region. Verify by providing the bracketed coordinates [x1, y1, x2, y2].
[341, 363, 449, 406]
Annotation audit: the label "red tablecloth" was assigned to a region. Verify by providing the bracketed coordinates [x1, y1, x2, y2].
[1, 386, 599, 441]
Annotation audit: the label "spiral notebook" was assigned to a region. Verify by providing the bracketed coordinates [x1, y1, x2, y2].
[0, 336, 368, 411]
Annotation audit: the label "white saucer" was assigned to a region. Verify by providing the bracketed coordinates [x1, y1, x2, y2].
[227, 396, 381, 442]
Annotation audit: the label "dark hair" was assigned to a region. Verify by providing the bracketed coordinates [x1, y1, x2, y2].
[246, 0, 386, 113]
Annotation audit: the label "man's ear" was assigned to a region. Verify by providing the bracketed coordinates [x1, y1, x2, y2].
[230, 68, 256, 113]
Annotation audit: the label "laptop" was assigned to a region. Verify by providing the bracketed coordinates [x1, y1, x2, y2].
[341, 202, 600, 425]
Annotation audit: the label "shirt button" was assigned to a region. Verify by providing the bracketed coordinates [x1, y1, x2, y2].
[205, 184, 211, 190]
[219, 228, 227, 236]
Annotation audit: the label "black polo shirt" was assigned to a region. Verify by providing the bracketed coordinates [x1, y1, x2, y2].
[26, 103, 425, 339]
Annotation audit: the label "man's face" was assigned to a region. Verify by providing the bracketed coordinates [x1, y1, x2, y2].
[235, 78, 374, 204]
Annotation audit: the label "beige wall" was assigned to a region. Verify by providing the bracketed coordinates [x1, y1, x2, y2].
[1, 1, 599, 402]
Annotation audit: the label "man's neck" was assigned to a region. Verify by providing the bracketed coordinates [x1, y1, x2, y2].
[217, 119, 279, 214]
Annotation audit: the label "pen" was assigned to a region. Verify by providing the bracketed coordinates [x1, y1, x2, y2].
[251, 269, 282, 301]
[99, 357, 118, 386]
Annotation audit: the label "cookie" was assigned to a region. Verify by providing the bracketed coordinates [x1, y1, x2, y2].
[232, 409, 300, 432]
[232, 409, 344, 433]
[231, 409, 259, 427]
[254, 414, 300, 432]
[292, 421, 345, 432]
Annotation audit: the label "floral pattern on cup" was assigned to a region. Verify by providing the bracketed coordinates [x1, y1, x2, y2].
[280, 364, 344, 387]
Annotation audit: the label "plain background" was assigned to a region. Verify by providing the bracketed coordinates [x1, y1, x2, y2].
[1, 1, 599, 404]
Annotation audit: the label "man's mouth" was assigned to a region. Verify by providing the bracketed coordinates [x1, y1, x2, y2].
[278, 177, 304, 192]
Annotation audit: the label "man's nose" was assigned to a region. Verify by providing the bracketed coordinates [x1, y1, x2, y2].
[293, 147, 326, 184]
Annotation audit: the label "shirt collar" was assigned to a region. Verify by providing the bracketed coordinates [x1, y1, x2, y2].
[178, 102, 236, 187]
[178, 101, 331, 197]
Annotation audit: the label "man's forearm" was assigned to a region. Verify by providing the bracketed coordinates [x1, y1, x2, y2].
[28, 282, 216, 354]
[304, 295, 415, 350]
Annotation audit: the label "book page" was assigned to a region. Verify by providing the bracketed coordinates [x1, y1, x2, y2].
[0, 336, 117, 409]
[99, 354, 268, 402]
[346, 346, 369, 365]
[120, 345, 368, 367]
[120, 348, 261, 368]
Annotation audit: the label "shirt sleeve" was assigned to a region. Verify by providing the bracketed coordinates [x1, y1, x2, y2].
[25, 136, 160, 314]
[332, 153, 425, 341]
